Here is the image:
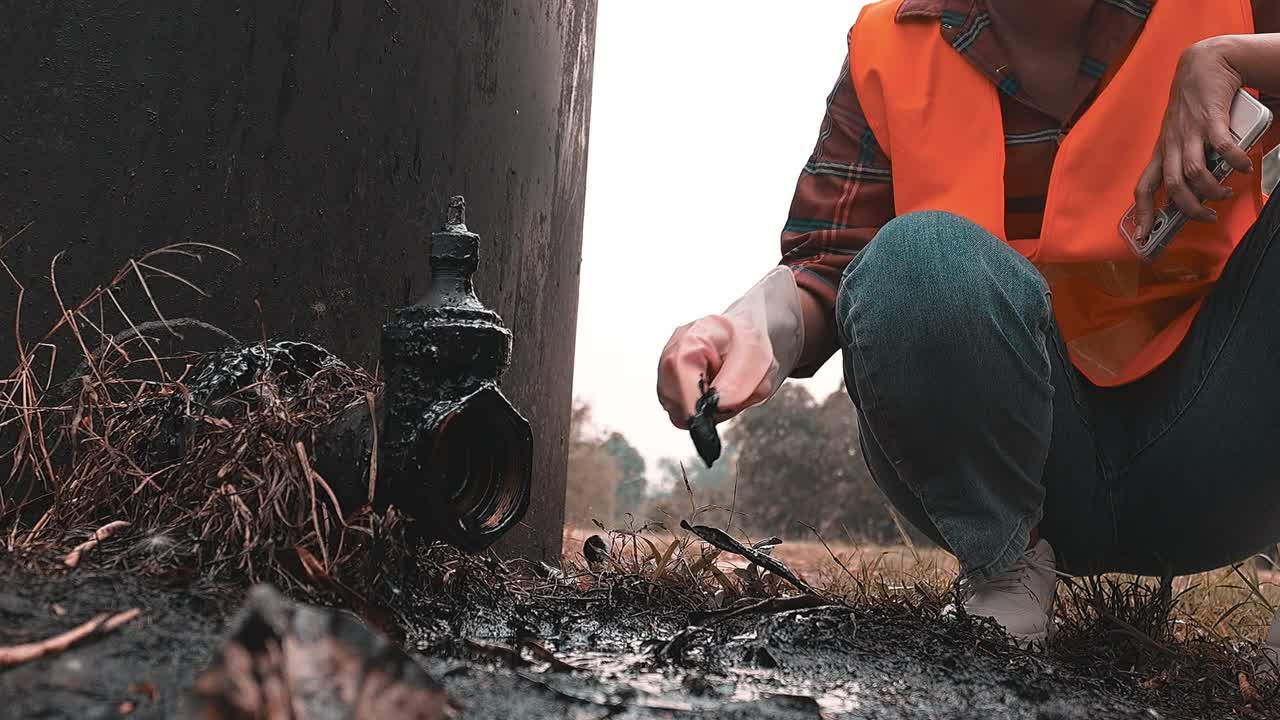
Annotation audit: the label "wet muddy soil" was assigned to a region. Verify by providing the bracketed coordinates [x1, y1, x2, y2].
[0, 560, 1210, 719]
[0, 565, 231, 719]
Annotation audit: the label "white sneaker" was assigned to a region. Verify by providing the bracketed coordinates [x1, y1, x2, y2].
[952, 539, 1059, 644]
[1261, 607, 1280, 671]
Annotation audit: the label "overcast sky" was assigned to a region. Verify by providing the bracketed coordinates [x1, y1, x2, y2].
[574, 2, 870, 485]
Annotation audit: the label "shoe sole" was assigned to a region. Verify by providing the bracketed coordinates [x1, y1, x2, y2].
[944, 598, 1056, 648]
[1014, 598, 1058, 650]
[1010, 631, 1048, 650]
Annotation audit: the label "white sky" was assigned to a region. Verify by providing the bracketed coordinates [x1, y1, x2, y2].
[574, 2, 870, 483]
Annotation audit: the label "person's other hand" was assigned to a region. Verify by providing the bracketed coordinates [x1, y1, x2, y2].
[656, 268, 804, 429]
[1133, 39, 1252, 242]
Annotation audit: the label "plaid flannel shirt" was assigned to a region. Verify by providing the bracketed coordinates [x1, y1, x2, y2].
[783, 0, 1280, 376]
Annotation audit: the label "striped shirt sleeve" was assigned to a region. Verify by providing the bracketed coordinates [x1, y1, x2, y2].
[780, 53, 894, 377]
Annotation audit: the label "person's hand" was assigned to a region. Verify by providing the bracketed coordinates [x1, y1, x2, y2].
[657, 314, 771, 429]
[1133, 39, 1253, 241]
[656, 268, 804, 429]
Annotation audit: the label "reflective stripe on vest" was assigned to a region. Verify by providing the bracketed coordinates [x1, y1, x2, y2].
[849, 0, 1262, 386]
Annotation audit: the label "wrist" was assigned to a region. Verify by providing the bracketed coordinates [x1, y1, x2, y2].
[795, 284, 831, 371]
[764, 268, 806, 380]
[1187, 35, 1239, 76]
[1191, 35, 1245, 84]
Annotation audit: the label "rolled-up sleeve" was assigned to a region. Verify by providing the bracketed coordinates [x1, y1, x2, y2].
[780, 53, 894, 377]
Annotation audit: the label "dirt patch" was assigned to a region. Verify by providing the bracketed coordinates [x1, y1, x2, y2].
[404, 587, 1188, 720]
[1, 552, 1225, 720]
[0, 560, 233, 719]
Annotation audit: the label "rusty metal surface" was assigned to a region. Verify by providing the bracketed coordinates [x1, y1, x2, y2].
[0, 0, 597, 562]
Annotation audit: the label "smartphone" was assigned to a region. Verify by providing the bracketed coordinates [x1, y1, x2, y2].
[1119, 88, 1274, 261]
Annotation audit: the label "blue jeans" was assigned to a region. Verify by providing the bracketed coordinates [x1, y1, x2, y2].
[836, 199, 1280, 579]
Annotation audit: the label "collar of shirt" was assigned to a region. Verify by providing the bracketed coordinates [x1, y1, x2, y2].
[894, 0, 1160, 22]
[891, 0, 1156, 126]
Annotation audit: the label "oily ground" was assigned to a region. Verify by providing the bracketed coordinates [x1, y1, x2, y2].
[0, 549, 1250, 720]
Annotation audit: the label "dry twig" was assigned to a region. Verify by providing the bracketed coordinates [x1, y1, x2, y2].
[0, 608, 140, 669]
[64, 520, 132, 567]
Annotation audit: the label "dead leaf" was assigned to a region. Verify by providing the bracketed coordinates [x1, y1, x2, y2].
[1239, 671, 1265, 706]
[681, 520, 817, 596]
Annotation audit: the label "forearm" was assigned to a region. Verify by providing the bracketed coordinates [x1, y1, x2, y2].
[797, 286, 836, 371]
[778, 49, 890, 376]
[1206, 33, 1280, 96]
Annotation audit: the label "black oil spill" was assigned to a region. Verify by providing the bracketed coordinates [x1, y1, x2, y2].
[0, 557, 1198, 720]
[405, 597, 1173, 720]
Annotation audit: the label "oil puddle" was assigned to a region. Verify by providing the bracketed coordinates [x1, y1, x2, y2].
[1, 559, 1192, 719]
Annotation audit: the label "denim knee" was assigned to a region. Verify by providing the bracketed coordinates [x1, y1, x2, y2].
[835, 211, 1050, 367]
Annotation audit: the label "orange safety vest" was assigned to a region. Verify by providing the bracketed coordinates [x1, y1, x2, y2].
[848, 0, 1264, 386]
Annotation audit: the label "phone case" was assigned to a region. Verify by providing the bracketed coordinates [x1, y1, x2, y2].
[1119, 89, 1274, 261]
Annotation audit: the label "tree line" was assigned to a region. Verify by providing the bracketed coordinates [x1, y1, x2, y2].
[565, 383, 912, 545]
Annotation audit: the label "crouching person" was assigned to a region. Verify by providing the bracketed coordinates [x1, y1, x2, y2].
[658, 0, 1280, 648]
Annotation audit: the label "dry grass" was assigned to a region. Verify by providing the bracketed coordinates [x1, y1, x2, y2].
[0, 241, 400, 598]
[567, 522, 1280, 643]
[564, 506, 1280, 715]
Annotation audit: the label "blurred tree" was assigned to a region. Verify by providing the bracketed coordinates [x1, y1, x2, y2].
[563, 400, 620, 529]
[727, 384, 822, 536]
[642, 446, 741, 528]
[603, 432, 647, 518]
[656, 444, 736, 497]
[810, 384, 902, 543]
[570, 383, 920, 545]
[726, 382, 901, 542]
